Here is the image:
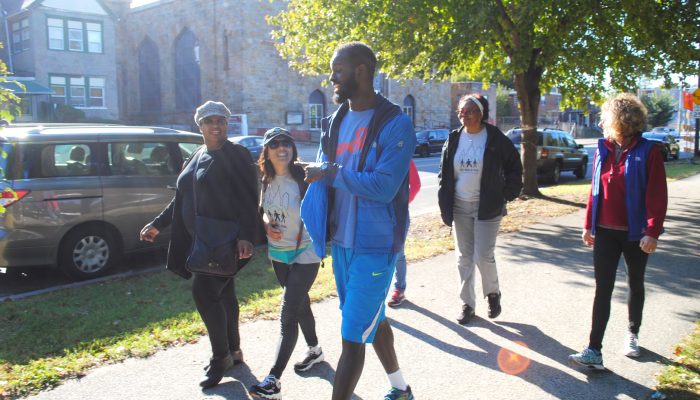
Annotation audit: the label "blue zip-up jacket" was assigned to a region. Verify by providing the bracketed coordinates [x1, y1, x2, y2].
[301, 94, 416, 256]
[590, 137, 658, 241]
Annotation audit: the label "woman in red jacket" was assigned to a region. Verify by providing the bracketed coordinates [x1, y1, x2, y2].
[569, 93, 667, 370]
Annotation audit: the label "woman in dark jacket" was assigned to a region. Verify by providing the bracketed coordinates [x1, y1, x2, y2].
[139, 101, 259, 389]
[437, 93, 522, 325]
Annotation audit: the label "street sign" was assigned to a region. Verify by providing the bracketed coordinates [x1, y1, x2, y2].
[693, 88, 700, 105]
[694, 104, 700, 119]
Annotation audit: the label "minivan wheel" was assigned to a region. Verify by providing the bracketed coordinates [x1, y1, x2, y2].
[59, 227, 117, 280]
[574, 159, 587, 179]
[550, 163, 561, 184]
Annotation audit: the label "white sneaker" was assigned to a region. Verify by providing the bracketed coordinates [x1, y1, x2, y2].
[623, 332, 640, 357]
[293, 346, 324, 372]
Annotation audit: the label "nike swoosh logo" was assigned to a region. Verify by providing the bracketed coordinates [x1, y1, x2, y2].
[371, 272, 383, 277]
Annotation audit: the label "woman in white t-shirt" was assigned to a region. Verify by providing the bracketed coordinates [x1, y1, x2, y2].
[437, 94, 523, 325]
[250, 128, 324, 399]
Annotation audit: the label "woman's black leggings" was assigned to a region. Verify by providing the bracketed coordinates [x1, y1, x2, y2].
[270, 260, 320, 378]
[192, 273, 240, 358]
[589, 227, 649, 351]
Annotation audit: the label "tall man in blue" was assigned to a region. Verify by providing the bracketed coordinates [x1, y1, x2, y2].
[300, 42, 416, 400]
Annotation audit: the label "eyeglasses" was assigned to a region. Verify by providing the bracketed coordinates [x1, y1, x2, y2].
[268, 140, 293, 149]
[457, 108, 481, 116]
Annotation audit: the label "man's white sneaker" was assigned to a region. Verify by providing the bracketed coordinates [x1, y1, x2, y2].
[623, 332, 640, 357]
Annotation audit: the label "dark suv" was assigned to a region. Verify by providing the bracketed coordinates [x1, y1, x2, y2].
[415, 129, 449, 157]
[506, 128, 588, 183]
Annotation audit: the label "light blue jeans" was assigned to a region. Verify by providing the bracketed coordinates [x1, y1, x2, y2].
[392, 249, 407, 292]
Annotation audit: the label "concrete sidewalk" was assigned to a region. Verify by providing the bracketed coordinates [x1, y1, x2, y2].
[29, 176, 700, 400]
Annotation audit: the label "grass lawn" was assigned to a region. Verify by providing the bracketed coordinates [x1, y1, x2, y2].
[654, 321, 700, 399]
[1, 161, 698, 398]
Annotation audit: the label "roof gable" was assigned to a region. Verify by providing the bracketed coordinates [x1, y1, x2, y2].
[23, 0, 109, 15]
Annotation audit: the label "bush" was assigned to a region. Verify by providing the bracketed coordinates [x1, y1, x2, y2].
[52, 104, 85, 123]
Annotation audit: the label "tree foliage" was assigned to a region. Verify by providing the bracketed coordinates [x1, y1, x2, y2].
[642, 94, 676, 129]
[269, 0, 699, 194]
[0, 43, 20, 124]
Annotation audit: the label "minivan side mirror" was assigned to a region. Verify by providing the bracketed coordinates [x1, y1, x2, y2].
[577, 144, 584, 149]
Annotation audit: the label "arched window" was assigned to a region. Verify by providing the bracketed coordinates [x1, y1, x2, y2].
[174, 29, 201, 111]
[402, 95, 415, 127]
[138, 37, 161, 113]
[309, 90, 325, 130]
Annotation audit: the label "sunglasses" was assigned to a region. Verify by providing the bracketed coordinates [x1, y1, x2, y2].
[268, 140, 293, 149]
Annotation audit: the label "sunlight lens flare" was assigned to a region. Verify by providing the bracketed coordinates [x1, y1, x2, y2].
[497, 341, 531, 375]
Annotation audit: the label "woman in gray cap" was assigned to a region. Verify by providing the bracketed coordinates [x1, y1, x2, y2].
[140, 100, 259, 389]
[249, 127, 324, 399]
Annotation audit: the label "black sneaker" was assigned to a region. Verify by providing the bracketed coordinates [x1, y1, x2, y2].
[199, 354, 234, 389]
[384, 385, 414, 400]
[487, 292, 502, 319]
[293, 346, 324, 372]
[250, 375, 281, 399]
[457, 304, 475, 325]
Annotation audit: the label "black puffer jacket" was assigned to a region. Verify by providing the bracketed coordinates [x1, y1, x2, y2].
[437, 124, 523, 227]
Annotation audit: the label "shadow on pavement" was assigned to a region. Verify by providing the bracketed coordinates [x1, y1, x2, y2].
[393, 302, 655, 399]
[294, 361, 367, 399]
[203, 362, 257, 399]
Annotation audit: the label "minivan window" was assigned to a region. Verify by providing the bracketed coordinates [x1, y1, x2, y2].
[18, 143, 95, 178]
[179, 142, 200, 159]
[108, 142, 176, 176]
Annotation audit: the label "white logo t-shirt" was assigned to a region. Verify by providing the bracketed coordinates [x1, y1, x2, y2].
[454, 127, 487, 202]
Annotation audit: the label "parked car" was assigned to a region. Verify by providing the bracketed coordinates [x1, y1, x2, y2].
[0, 125, 203, 280]
[642, 132, 680, 161]
[506, 128, 588, 183]
[415, 129, 449, 157]
[651, 126, 679, 139]
[229, 135, 264, 160]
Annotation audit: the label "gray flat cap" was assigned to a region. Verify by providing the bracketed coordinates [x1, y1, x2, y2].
[194, 101, 231, 125]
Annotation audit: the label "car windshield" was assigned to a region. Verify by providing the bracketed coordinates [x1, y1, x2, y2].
[642, 133, 667, 141]
[416, 131, 429, 139]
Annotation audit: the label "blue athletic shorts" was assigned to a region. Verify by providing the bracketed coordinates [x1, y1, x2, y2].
[331, 245, 398, 343]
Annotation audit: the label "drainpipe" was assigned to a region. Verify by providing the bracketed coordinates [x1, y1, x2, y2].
[2, 10, 13, 72]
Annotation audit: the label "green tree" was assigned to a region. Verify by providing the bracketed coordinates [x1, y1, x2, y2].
[642, 94, 676, 129]
[0, 43, 20, 124]
[496, 84, 513, 118]
[268, 0, 699, 195]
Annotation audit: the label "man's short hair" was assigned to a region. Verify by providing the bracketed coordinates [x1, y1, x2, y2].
[335, 42, 377, 79]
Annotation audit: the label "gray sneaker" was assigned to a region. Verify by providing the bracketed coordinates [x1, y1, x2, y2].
[568, 347, 604, 370]
[623, 332, 640, 357]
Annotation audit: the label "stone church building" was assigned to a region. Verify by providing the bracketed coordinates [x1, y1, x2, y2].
[110, 0, 457, 139]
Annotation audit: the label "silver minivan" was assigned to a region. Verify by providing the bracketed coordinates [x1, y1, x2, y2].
[0, 125, 203, 279]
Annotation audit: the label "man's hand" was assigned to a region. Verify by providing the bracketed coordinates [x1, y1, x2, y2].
[238, 240, 253, 259]
[297, 161, 325, 183]
[139, 223, 160, 242]
[639, 235, 658, 254]
[582, 229, 594, 247]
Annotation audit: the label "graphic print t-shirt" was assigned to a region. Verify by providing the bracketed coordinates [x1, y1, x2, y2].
[263, 174, 320, 264]
[454, 128, 487, 202]
[331, 108, 375, 247]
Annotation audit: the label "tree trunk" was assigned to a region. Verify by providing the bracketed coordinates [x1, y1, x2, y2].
[514, 66, 543, 196]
